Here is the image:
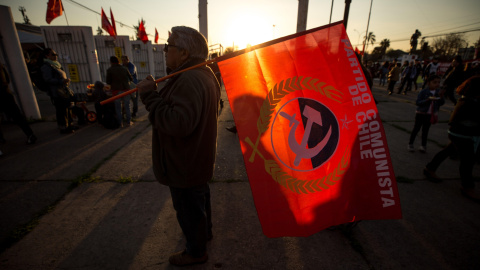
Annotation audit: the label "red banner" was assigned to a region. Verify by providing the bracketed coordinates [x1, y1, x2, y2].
[155, 28, 159, 44]
[101, 8, 115, 38]
[110, 8, 117, 38]
[218, 22, 402, 237]
[138, 20, 148, 44]
[46, 0, 63, 24]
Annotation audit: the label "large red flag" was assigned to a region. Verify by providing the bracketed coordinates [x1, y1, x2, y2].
[110, 8, 117, 38]
[217, 21, 402, 237]
[101, 8, 116, 37]
[138, 20, 148, 44]
[155, 28, 159, 44]
[46, 0, 63, 24]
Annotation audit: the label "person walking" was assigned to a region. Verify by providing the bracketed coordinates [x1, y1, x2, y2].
[413, 59, 423, 91]
[41, 48, 76, 134]
[136, 26, 220, 266]
[397, 61, 417, 95]
[422, 57, 440, 88]
[408, 75, 444, 152]
[387, 63, 401, 95]
[121, 56, 139, 118]
[379, 61, 389, 86]
[424, 75, 480, 202]
[106, 56, 133, 127]
[442, 55, 464, 105]
[0, 63, 37, 148]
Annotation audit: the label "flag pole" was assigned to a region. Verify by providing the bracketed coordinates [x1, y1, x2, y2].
[61, 0, 69, 26]
[100, 59, 216, 105]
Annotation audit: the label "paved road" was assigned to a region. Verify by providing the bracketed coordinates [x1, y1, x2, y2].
[0, 82, 479, 269]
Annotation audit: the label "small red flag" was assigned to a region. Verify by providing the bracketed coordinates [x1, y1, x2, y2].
[155, 28, 159, 44]
[101, 8, 116, 37]
[355, 46, 363, 56]
[138, 20, 148, 44]
[217, 22, 402, 237]
[46, 0, 63, 24]
[110, 8, 117, 38]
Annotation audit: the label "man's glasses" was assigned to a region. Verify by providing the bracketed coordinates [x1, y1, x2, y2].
[164, 43, 180, 52]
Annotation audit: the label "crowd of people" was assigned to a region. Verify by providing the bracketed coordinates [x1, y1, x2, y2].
[372, 55, 480, 202]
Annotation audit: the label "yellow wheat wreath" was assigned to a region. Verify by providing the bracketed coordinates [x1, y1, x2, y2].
[255, 76, 349, 194]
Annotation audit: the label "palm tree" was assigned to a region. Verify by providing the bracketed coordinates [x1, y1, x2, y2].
[363, 32, 376, 52]
[380, 38, 390, 58]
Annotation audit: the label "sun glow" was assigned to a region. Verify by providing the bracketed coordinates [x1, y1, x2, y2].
[223, 10, 274, 50]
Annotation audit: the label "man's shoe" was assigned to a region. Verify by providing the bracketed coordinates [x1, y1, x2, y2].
[423, 167, 441, 183]
[26, 134, 37, 145]
[169, 250, 208, 266]
[408, 144, 414, 152]
[419, 146, 426, 153]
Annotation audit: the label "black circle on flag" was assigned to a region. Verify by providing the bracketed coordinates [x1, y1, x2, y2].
[271, 97, 339, 172]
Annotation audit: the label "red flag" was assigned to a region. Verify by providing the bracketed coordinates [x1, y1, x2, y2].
[217, 21, 402, 237]
[101, 8, 116, 37]
[168, 31, 172, 37]
[110, 8, 117, 37]
[155, 28, 159, 44]
[138, 20, 148, 44]
[46, 0, 63, 24]
[355, 46, 363, 56]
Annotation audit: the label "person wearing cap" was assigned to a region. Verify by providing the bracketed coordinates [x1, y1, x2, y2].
[137, 26, 220, 266]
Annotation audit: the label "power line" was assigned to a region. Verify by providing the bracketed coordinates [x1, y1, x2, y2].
[64, 0, 166, 40]
[353, 28, 480, 47]
[426, 21, 480, 36]
[64, 0, 134, 30]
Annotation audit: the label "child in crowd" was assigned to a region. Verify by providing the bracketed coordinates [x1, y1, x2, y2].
[93, 81, 118, 129]
[408, 75, 444, 152]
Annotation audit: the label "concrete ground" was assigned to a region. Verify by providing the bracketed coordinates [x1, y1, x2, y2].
[0, 81, 479, 270]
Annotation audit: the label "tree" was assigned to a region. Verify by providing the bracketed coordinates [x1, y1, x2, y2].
[379, 38, 390, 58]
[363, 32, 376, 52]
[385, 48, 404, 60]
[432, 33, 467, 60]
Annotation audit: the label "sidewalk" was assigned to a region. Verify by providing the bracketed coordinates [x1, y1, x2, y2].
[0, 83, 479, 269]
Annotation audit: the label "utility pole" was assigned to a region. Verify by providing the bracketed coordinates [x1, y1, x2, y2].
[296, 0, 309, 33]
[343, 0, 352, 29]
[198, 0, 208, 41]
[361, 0, 373, 60]
[329, 0, 334, 24]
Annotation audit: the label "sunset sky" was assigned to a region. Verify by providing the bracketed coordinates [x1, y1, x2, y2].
[2, 0, 479, 53]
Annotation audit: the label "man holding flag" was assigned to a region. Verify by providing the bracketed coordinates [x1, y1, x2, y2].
[137, 26, 220, 266]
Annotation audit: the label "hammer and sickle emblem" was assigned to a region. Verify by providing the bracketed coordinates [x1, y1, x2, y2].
[280, 105, 332, 166]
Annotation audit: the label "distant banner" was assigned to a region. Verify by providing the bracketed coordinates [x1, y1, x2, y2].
[218, 22, 402, 237]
